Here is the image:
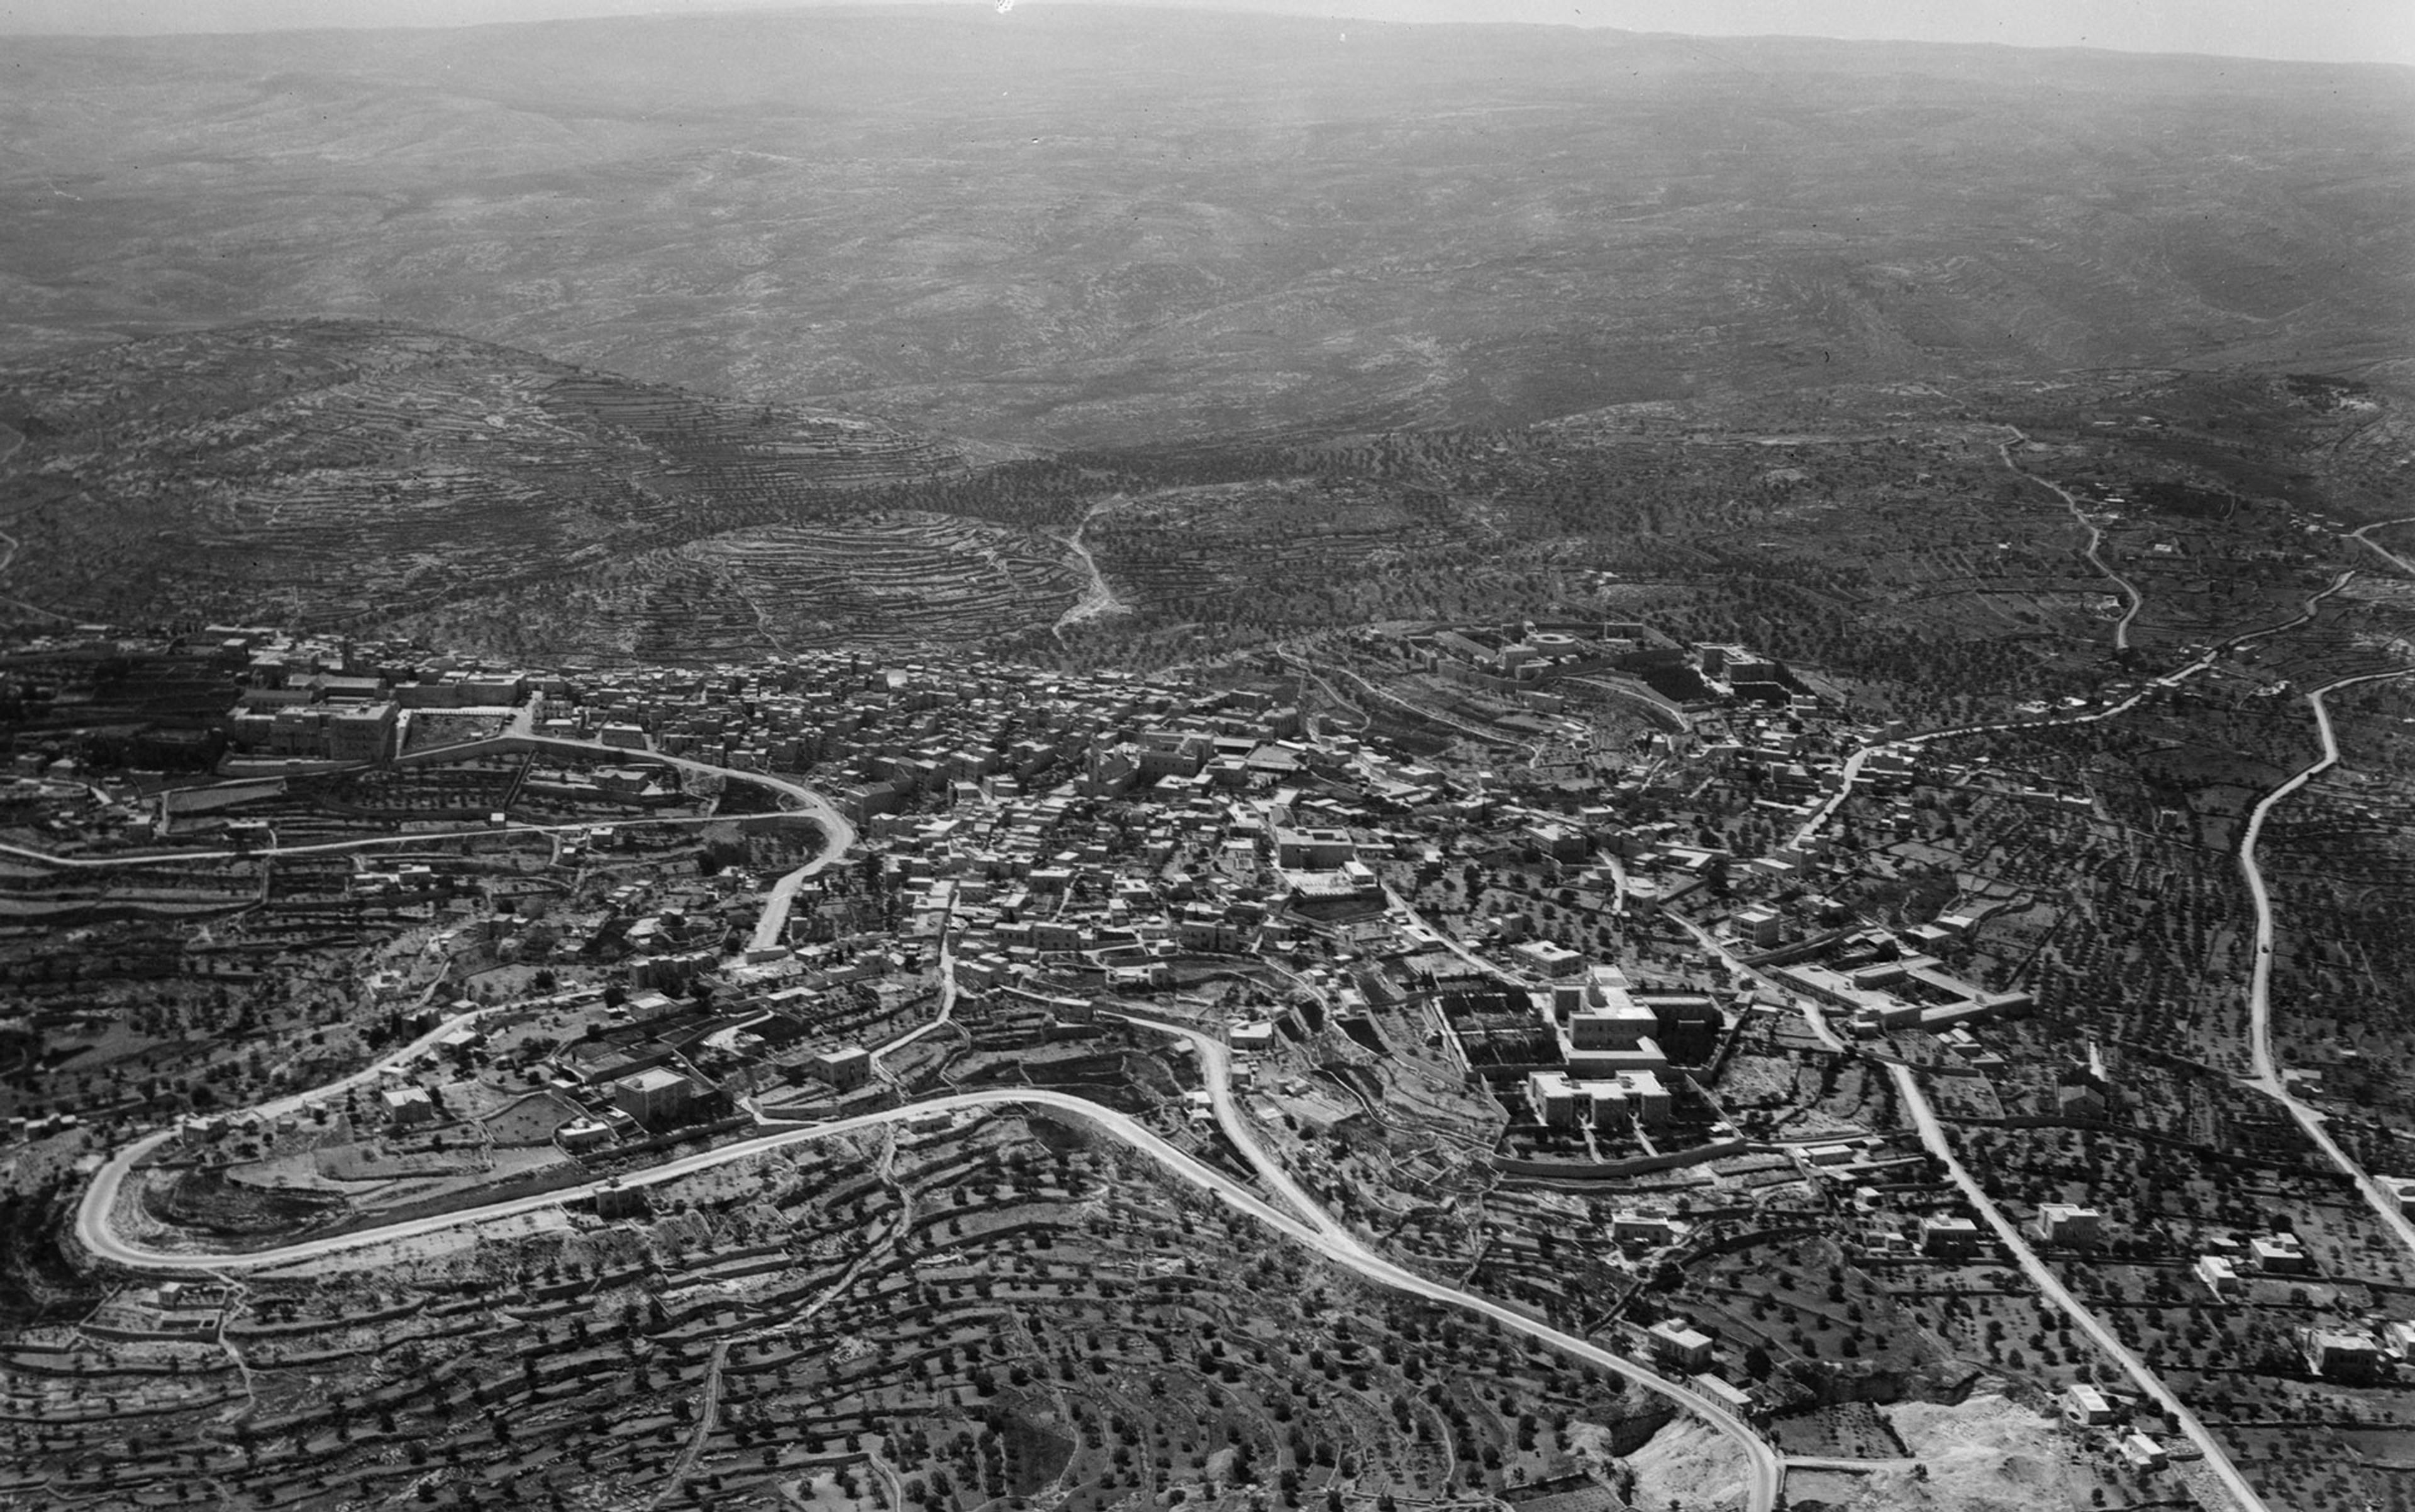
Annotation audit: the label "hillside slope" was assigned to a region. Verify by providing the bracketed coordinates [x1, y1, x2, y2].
[0, 319, 975, 629]
[3, 9, 2409, 445]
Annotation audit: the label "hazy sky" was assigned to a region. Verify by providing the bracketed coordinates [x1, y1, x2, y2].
[1, 0, 2409, 67]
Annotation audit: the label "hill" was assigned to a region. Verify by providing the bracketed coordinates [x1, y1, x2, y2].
[3, 8, 2409, 445]
[0, 319, 987, 632]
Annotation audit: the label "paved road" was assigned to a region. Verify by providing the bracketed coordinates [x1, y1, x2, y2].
[499, 738, 854, 955]
[77, 998, 518, 1260]
[76, 1082, 1782, 1509]
[1103, 1008, 1373, 1259]
[1887, 1061, 2270, 1512]
[1672, 918, 1850, 1054]
[2238, 669, 2415, 1262]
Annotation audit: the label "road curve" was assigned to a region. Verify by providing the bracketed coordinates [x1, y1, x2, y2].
[2238, 670, 2415, 1263]
[508, 737, 856, 954]
[1102, 1008, 1374, 1259]
[77, 1084, 1780, 1509]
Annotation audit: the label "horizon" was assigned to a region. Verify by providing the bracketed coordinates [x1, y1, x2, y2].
[1, 0, 2411, 69]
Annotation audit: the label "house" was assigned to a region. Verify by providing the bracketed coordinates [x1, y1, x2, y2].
[611, 1066, 694, 1128]
[2062, 1385, 2117, 1427]
[555, 1116, 614, 1153]
[1646, 1320, 1715, 1372]
[2248, 1233, 2312, 1275]
[1230, 1021, 1279, 1053]
[2195, 1255, 2242, 1301]
[1732, 904, 1784, 949]
[1611, 1211, 1684, 1247]
[2035, 1204, 2104, 1248]
[1513, 940, 1585, 978]
[1920, 1214, 1983, 1257]
[2119, 1433, 2168, 1472]
[2302, 1328, 2384, 1383]
[381, 1086, 435, 1128]
[812, 1047, 873, 1091]
[1690, 1373, 1755, 1415]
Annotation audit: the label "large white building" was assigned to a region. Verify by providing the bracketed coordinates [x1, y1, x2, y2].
[1526, 1069, 1671, 1130]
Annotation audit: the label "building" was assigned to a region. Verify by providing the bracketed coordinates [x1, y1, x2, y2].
[2248, 1233, 2312, 1275]
[1514, 940, 1585, 978]
[1230, 1021, 1279, 1053]
[2118, 1433, 2168, 1472]
[326, 701, 401, 764]
[2035, 1204, 2104, 1248]
[1690, 1373, 1755, 1415]
[1274, 826, 1356, 870]
[1646, 1320, 1716, 1372]
[381, 1086, 435, 1128]
[1526, 1069, 1671, 1130]
[2062, 1385, 2117, 1427]
[1611, 1211, 1684, 1247]
[611, 1066, 694, 1128]
[1732, 904, 1784, 949]
[2383, 1176, 2415, 1215]
[2302, 1328, 2385, 1383]
[1920, 1214, 1984, 1257]
[812, 1047, 872, 1091]
[2195, 1255, 2242, 1301]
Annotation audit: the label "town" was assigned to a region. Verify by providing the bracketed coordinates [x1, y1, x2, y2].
[9, 585, 2415, 1512]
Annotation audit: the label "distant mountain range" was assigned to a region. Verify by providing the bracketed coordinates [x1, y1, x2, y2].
[3, 7, 2409, 447]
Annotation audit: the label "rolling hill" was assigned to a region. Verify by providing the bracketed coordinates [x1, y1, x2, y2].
[0, 319, 983, 631]
[2, 7, 2409, 447]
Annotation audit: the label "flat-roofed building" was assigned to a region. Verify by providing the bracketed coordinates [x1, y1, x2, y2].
[382, 1086, 435, 1128]
[1733, 904, 1784, 949]
[813, 1047, 872, 1091]
[2036, 1203, 2104, 1248]
[1646, 1320, 1715, 1372]
[612, 1066, 694, 1128]
[1920, 1214, 1983, 1257]
[2062, 1385, 2117, 1426]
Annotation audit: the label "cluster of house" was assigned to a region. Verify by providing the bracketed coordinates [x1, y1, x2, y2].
[2061, 1385, 2172, 1471]
[367, 998, 879, 1158]
[1765, 924, 2033, 1037]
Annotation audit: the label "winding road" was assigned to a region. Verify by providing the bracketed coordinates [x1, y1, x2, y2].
[0, 733, 853, 955]
[77, 1081, 1781, 1509]
[1999, 426, 2144, 651]
[1052, 499, 1130, 642]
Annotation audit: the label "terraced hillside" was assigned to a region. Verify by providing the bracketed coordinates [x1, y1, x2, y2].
[8, 321, 2402, 681]
[0, 320, 970, 629]
[409, 513, 1087, 663]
